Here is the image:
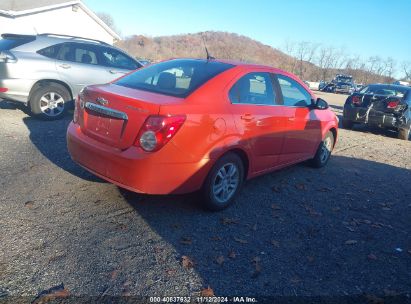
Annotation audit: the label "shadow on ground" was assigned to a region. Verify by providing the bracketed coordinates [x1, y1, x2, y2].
[16, 103, 411, 298]
[118, 156, 411, 297]
[0, 99, 30, 114]
[22, 114, 103, 182]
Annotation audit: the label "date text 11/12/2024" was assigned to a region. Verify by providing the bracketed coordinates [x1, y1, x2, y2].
[149, 296, 258, 303]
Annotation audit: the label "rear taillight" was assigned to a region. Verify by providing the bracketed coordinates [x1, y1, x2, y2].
[0, 87, 8, 93]
[386, 99, 400, 109]
[352, 96, 361, 105]
[73, 95, 80, 123]
[135, 115, 186, 152]
[0, 51, 17, 63]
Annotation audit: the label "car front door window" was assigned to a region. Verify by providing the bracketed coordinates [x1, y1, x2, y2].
[277, 75, 311, 107]
[229, 72, 275, 105]
[101, 48, 139, 70]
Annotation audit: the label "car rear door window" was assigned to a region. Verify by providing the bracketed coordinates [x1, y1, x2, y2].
[37, 44, 62, 59]
[56, 43, 99, 65]
[229, 72, 275, 105]
[101, 48, 139, 70]
[277, 74, 311, 107]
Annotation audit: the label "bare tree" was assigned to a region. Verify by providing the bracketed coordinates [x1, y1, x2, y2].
[384, 57, 396, 78]
[295, 41, 318, 79]
[402, 61, 411, 80]
[314, 46, 340, 81]
[96, 12, 121, 36]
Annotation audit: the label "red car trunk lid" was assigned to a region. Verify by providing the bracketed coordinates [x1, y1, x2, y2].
[79, 84, 181, 150]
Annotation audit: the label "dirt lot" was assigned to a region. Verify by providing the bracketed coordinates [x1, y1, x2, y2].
[0, 92, 410, 302]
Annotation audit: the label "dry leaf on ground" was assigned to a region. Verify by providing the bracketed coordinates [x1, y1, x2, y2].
[228, 251, 236, 259]
[234, 237, 248, 244]
[180, 237, 192, 245]
[221, 218, 238, 225]
[215, 256, 225, 265]
[181, 255, 194, 269]
[367, 254, 377, 260]
[271, 240, 280, 248]
[200, 286, 214, 297]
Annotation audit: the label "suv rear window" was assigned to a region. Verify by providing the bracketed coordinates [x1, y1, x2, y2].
[114, 59, 234, 98]
[0, 35, 36, 51]
[360, 85, 408, 97]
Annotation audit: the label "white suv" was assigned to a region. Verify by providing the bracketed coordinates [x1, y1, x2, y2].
[0, 33, 141, 120]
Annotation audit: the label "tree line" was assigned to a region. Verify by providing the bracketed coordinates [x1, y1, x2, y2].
[114, 30, 410, 85]
[282, 40, 410, 84]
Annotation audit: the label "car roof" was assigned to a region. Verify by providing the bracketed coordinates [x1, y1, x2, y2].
[166, 58, 292, 76]
[4, 33, 117, 53]
[367, 83, 411, 91]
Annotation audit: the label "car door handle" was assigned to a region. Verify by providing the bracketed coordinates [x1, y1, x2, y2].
[59, 64, 71, 69]
[240, 114, 254, 121]
[288, 117, 295, 121]
[109, 70, 123, 74]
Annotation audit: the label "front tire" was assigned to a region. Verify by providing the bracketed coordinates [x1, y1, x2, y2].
[310, 131, 334, 168]
[342, 118, 354, 129]
[398, 125, 410, 141]
[201, 153, 244, 211]
[30, 83, 71, 120]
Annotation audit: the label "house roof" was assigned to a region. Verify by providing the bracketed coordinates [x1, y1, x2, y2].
[0, 0, 73, 12]
[0, 0, 121, 41]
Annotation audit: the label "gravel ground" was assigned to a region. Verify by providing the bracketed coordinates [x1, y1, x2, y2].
[0, 92, 410, 303]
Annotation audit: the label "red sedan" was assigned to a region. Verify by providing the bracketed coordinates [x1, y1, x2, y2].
[67, 58, 338, 210]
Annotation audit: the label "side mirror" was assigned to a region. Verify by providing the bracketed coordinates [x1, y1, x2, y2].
[311, 98, 329, 110]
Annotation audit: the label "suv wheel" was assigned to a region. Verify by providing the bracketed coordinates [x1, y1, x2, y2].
[201, 153, 244, 211]
[398, 125, 410, 141]
[342, 118, 354, 129]
[30, 83, 70, 120]
[310, 131, 334, 168]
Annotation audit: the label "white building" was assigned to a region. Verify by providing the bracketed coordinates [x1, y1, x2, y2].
[0, 0, 120, 45]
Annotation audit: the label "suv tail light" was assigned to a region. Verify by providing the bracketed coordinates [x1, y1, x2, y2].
[135, 115, 186, 152]
[0, 51, 17, 63]
[352, 96, 361, 105]
[0, 88, 8, 93]
[386, 99, 400, 109]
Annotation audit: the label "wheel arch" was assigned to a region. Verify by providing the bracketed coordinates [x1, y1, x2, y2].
[28, 79, 74, 105]
[215, 147, 250, 181]
[329, 127, 337, 147]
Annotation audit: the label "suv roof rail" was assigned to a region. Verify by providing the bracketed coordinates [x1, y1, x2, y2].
[38, 33, 110, 45]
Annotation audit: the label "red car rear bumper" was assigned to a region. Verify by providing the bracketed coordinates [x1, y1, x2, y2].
[67, 122, 211, 194]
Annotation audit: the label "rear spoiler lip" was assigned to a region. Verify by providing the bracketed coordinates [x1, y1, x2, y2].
[1, 33, 36, 40]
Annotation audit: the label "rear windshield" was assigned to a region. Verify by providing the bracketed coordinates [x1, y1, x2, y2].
[360, 85, 408, 98]
[115, 59, 234, 98]
[0, 36, 36, 51]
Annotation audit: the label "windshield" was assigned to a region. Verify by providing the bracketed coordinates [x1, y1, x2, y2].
[335, 76, 352, 83]
[360, 85, 407, 98]
[115, 59, 234, 98]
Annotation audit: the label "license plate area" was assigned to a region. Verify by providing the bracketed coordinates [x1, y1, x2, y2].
[84, 102, 128, 143]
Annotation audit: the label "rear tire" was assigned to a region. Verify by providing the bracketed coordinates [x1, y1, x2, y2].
[342, 118, 354, 129]
[30, 83, 71, 120]
[398, 126, 410, 141]
[309, 131, 334, 168]
[201, 153, 244, 211]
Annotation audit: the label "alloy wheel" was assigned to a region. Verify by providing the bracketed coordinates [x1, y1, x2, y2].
[212, 163, 240, 204]
[320, 136, 332, 163]
[39, 92, 65, 117]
